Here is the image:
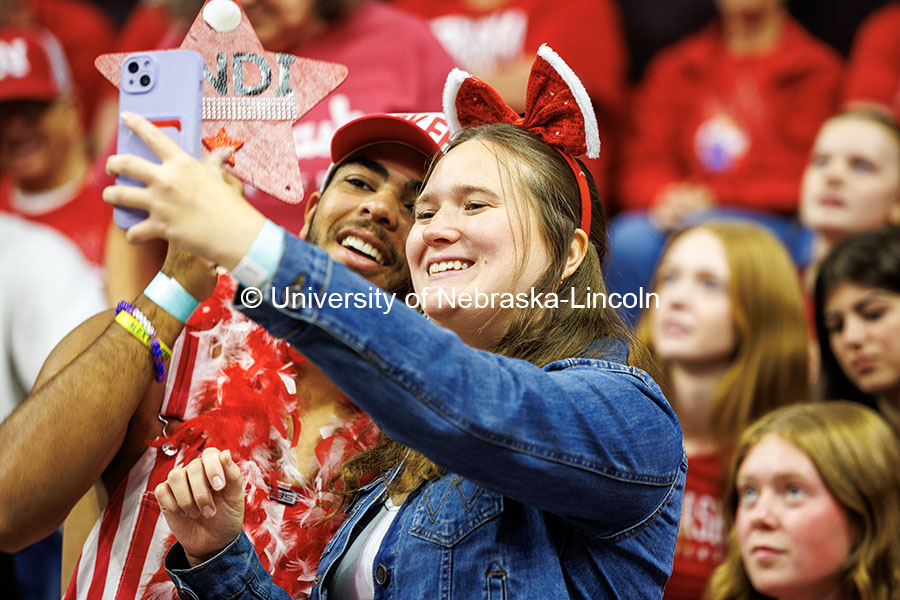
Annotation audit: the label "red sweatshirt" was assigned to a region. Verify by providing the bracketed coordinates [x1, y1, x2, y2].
[844, 2, 900, 119]
[619, 18, 841, 214]
[392, 0, 627, 203]
[27, 0, 116, 129]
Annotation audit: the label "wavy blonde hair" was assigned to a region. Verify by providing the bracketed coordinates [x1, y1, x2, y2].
[637, 222, 809, 445]
[707, 402, 900, 600]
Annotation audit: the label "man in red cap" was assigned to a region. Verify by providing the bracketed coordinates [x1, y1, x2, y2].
[0, 26, 112, 266]
[0, 112, 449, 600]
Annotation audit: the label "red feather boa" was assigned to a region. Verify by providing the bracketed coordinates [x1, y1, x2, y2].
[145, 277, 377, 598]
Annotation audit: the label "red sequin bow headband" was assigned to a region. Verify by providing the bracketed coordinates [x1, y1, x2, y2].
[442, 44, 600, 233]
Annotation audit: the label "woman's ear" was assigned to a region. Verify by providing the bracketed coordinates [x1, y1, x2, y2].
[562, 228, 589, 281]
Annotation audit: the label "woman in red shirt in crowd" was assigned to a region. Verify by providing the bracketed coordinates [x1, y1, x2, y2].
[708, 402, 900, 600]
[390, 0, 627, 204]
[844, 2, 900, 120]
[638, 222, 809, 600]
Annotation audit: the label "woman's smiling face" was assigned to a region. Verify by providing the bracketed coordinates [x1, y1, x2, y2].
[407, 139, 552, 349]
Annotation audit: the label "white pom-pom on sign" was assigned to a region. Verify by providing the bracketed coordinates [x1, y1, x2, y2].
[203, 0, 242, 33]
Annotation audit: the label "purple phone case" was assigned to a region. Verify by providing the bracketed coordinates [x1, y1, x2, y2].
[114, 49, 204, 229]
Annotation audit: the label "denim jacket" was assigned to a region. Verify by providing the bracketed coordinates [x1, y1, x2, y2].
[166, 233, 686, 599]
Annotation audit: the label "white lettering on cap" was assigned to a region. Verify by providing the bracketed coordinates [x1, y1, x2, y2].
[404, 112, 450, 150]
[0, 39, 30, 80]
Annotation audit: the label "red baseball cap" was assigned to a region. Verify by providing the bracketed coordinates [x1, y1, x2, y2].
[321, 112, 450, 192]
[331, 112, 451, 166]
[0, 27, 72, 103]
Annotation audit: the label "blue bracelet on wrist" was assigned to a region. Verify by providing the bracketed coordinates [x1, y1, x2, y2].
[144, 272, 200, 323]
[230, 219, 285, 289]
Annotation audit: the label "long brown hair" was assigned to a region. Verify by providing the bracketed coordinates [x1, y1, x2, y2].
[638, 223, 809, 445]
[332, 123, 651, 502]
[814, 226, 900, 431]
[707, 402, 900, 600]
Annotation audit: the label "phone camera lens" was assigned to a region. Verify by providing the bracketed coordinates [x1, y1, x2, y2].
[127, 61, 139, 74]
[139, 74, 151, 87]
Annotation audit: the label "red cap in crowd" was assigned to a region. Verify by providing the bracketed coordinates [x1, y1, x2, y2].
[0, 27, 72, 103]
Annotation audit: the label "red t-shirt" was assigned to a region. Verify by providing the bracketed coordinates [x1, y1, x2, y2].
[111, 2, 180, 54]
[665, 451, 727, 600]
[844, 2, 900, 119]
[243, 1, 455, 233]
[391, 0, 626, 204]
[26, 0, 116, 129]
[619, 18, 842, 215]
[0, 174, 112, 266]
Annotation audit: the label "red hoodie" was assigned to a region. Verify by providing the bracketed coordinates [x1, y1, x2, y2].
[844, 2, 900, 119]
[619, 17, 841, 215]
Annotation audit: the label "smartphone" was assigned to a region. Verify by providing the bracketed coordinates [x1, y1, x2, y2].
[115, 49, 204, 229]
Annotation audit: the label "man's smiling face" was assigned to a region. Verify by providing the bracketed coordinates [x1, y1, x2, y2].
[301, 143, 427, 294]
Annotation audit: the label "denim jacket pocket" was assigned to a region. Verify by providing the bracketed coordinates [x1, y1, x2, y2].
[408, 476, 504, 547]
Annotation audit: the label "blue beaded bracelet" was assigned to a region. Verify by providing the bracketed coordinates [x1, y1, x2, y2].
[115, 301, 169, 382]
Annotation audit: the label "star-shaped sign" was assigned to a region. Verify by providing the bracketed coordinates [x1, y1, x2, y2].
[203, 126, 244, 166]
[95, 0, 347, 204]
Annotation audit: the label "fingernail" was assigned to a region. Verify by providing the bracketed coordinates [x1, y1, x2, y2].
[189, 509, 201, 519]
[202, 506, 215, 518]
[212, 476, 224, 490]
[120, 111, 135, 123]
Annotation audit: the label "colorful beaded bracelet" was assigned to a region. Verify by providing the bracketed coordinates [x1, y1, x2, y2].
[115, 301, 172, 382]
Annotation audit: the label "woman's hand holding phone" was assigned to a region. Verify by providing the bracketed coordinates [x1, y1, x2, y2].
[103, 111, 266, 272]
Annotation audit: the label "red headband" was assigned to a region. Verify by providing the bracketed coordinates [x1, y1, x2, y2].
[443, 44, 600, 233]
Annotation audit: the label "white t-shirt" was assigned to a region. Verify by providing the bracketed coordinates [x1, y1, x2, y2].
[330, 495, 402, 600]
[0, 214, 107, 421]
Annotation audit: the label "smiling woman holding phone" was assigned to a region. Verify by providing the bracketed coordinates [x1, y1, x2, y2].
[101, 46, 686, 600]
